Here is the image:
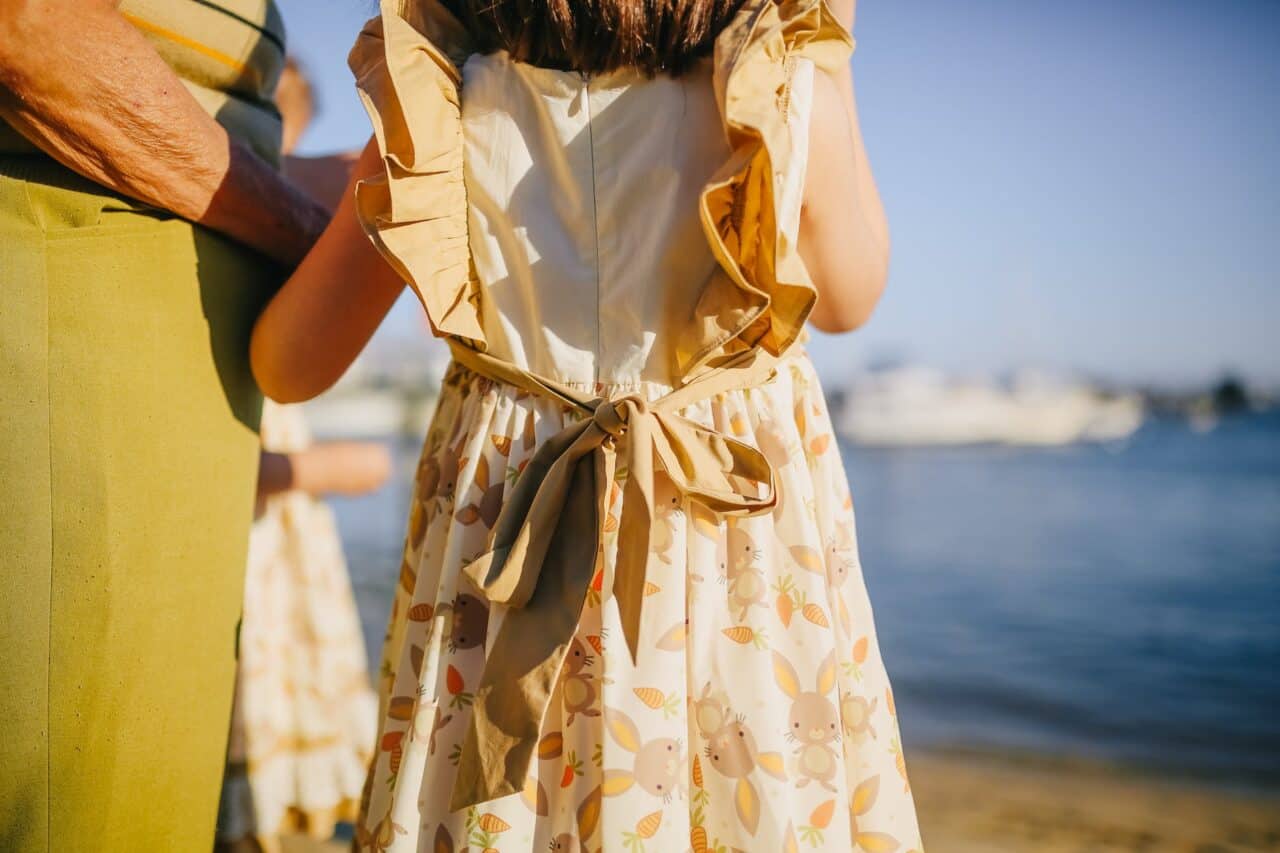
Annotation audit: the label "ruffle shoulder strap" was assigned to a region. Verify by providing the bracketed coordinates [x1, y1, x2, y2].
[348, 0, 487, 348]
[681, 0, 854, 374]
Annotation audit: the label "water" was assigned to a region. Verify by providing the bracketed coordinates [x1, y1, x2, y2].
[327, 410, 1280, 790]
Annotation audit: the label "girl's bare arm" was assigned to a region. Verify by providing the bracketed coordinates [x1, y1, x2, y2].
[0, 0, 328, 265]
[799, 0, 891, 333]
[251, 139, 406, 403]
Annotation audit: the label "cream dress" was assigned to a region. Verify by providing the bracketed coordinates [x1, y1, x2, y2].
[350, 0, 923, 850]
[218, 402, 378, 846]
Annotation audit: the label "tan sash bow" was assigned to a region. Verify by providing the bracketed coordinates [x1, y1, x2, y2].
[446, 339, 780, 810]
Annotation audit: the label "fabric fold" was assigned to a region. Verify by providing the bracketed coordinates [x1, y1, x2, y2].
[348, 0, 486, 347]
[680, 0, 854, 375]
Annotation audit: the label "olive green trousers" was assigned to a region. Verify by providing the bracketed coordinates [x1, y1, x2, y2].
[0, 156, 278, 851]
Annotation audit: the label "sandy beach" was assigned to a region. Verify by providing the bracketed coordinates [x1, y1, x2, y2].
[279, 749, 1280, 852]
[907, 751, 1280, 853]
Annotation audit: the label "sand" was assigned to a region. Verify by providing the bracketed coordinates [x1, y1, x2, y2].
[909, 751, 1280, 853]
[278, 750, 1280, 853]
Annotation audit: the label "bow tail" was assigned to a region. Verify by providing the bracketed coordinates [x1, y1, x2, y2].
[462, 420, 595, 607]
[450, 448, 610, 811]
[614, 416, 656, 663]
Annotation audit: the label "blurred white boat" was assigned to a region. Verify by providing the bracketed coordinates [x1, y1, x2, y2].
[836, 367, 1144, 448]
[302, 343, 450, 441]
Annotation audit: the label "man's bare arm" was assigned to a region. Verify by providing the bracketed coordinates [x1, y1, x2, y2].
[0, 0, 328, 265]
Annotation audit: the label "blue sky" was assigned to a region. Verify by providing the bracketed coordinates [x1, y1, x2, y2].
[279, 0, 1279, 388]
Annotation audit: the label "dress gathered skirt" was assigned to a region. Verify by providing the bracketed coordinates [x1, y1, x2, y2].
[361, 354, 921, 852]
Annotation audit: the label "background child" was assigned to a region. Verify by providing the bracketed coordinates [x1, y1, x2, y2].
[215, 60, 387, 853]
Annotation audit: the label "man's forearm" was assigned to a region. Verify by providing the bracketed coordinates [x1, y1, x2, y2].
[0, 0, 327, 265]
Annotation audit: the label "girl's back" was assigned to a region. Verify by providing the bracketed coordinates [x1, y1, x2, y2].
[463, 54, 746, 385]
[255, 0, 921, 849]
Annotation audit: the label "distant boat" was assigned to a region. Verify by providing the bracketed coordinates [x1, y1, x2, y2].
[300, 341, 450, 440]
[836, 367, 1144, 448]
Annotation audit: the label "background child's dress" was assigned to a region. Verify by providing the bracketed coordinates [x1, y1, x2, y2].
[350, 0, 922, 849]
[217, 401, 378, 849]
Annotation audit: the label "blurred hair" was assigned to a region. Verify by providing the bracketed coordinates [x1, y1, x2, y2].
[438, 0, 746, 76]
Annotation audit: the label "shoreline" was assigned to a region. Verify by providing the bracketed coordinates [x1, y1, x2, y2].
[908, 748, 1280, 852]
[280, 747, 1280, 852]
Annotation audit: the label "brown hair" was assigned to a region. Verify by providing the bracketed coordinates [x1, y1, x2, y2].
[438, 0, 747, 76]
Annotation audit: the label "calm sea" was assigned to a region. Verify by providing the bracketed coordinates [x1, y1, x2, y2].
[329, 410, 1280, 791]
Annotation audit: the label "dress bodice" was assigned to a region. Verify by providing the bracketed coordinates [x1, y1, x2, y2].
[349, 0, 850, 385]
[461, 54, 815, 388]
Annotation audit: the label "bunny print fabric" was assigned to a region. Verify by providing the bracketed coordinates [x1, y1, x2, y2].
[356, 355, 923, 852]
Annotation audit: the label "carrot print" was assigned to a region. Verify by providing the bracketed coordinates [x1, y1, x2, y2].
[381, 730, 404, 775]
[801, 602, 829, 628]
[772, 574, 799, 627]
[721, 626, 768, 649]
[799, 798, 836, 845]
[636, 810, 662, 837]
[890, 736, 910, 793]
[445, 664, 473, 709]
[464, 807, 511, 850]
[562, 750, 584, 787]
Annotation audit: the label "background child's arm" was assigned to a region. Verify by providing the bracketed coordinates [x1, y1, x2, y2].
[257, 443, 392, 500]
[251, 138, 406, 402]
[799, 0, 891, 333]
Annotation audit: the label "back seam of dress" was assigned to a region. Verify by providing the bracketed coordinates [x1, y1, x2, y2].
[582, 79, 603, 384]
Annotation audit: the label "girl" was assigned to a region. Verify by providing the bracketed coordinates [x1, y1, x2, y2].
[251, 0, 923, 849]
[216, 401, 385, 852]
